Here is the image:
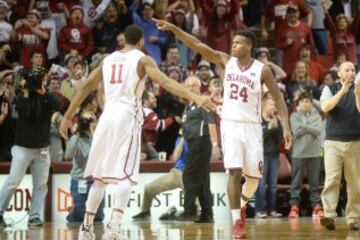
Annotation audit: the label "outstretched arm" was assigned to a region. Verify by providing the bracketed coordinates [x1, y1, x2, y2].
[154, 18, 229, 67]
[262, 66, 292, 150]
[140, 55, 215, 111]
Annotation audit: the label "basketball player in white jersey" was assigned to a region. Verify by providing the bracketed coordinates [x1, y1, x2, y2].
[154, 19, 292, 239]
[59, 25, 215, 240]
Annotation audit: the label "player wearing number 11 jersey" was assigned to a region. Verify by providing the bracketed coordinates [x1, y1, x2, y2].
[154, 19, 292, 239]
[59, 25, 215, 240]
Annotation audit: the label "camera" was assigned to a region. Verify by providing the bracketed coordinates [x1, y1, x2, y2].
[23, 68, 47, 91]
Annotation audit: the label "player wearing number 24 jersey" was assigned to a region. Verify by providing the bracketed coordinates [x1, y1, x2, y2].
[154, 18, 292, 239]
[59, 25, 215, 240]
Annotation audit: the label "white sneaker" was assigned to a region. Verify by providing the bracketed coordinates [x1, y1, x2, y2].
[102, 221, 127, 240]
[79, 224, 95, 240]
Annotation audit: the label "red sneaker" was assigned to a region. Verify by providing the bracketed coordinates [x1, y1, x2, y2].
[288, 206, 299, 218]
[233, 218, 247, 239]
[312, 204, 324, 219]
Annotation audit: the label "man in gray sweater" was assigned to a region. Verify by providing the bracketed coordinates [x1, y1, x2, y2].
[288, 91, 324, 218]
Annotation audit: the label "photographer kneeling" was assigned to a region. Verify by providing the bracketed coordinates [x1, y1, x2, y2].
[0, 68, 61, 228]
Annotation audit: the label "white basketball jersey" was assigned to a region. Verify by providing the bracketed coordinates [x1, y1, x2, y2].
[221, 58, 264, 123]
[102, 49, 145, 117]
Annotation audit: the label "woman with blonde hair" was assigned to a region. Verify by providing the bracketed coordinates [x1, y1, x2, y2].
[286, 60, 320, 105]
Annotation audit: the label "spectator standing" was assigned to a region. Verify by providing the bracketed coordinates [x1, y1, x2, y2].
[320, 61, 360, 231]
[195, 60, 213, 94]
[130, 1, 168, 64]
[306, 0, 328, 55]
[286, 60, 320, 105]
[159, 44, 188, 82]
[36, 0, 59, 65]
[58, 5, 94, 62]
[94, 3, 132, 54]
[198, 0, 239, 54]
[323, 1, 360, 67]
[14, 9, 50, 68]
[0, 1, 15, 44]
[0, 74, 16, 161]
[255, 97, 283, 218]
[81, 0, 112, 29]
[261, 0, 312, 41]
[275, 5, 315, 74]
[288, 91, 324, 218]
[0, 68, 61, 227]
[297, 44, 326, 85]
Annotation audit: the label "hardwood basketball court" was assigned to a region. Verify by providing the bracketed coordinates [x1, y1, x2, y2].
[0, 218, 358, 239]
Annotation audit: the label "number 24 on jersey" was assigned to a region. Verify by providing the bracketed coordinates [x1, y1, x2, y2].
[229, 83, 248, 102]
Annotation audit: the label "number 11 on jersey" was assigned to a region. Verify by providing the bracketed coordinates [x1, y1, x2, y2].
[110, 64, 124, 84]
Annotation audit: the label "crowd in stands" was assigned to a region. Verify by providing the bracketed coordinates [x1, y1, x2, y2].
[1, 0, 360, 221]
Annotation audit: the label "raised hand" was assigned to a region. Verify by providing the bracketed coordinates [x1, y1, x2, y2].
[194, 95, 216, 112]
[152, 18, 174, 31]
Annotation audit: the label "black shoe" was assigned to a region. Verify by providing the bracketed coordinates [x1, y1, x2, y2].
[132, 211, 150, 221]
[194, 214, 214, 223]
[174, 212, 197, 222]
[159, 207, 177, 221]
[320, 217, 335, 231]
[28, 217, 43, 227]
[0, 215, 7, 228]
[349, 222, 360, 231]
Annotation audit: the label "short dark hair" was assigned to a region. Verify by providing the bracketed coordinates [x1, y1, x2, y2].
[31, 50, 42, 58]
[235, 30, 256, 51]
[74, 60, 87, 69]
[124, 24, 144, 45]
[80, 91, 97, 110]
[298, 91, 313, 102]
[167, 44, 178, 52]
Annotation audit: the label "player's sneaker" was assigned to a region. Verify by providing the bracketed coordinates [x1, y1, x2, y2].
[78, 224, 95, 240]
[102, 221, 127, 240]
[233, 207, 247, 239]
[255, 212, 267, 219]
[269, 211, 282, 218]
[288, 206, 299, 218]
[233, 219, 247, 239]
[312, 204, 324, 219]
[132, 211, 150, 221]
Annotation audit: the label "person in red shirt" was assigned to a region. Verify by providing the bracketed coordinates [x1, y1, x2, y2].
[142, 90, 180, 160]
[198, 0, 240, 53]
[261, 0, 312, 40]
[58, 5, 94, 61]
[298, 44, 326, 85]
[14, 9, 50, 68]
[323, 1, 360, 66]
[275, 5, 315, 74]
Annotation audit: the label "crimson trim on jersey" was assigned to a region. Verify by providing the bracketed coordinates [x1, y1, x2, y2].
[236, 59, 254, 72]
[242, 172, 261, 179]
[90, 176, 138, 185]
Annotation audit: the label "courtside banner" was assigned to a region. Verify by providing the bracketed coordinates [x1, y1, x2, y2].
[0, 175, 44, 221]
[52, 173, 230, 222]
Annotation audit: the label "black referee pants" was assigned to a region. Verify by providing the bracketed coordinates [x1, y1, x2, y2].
[183, 136, 213, 216]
